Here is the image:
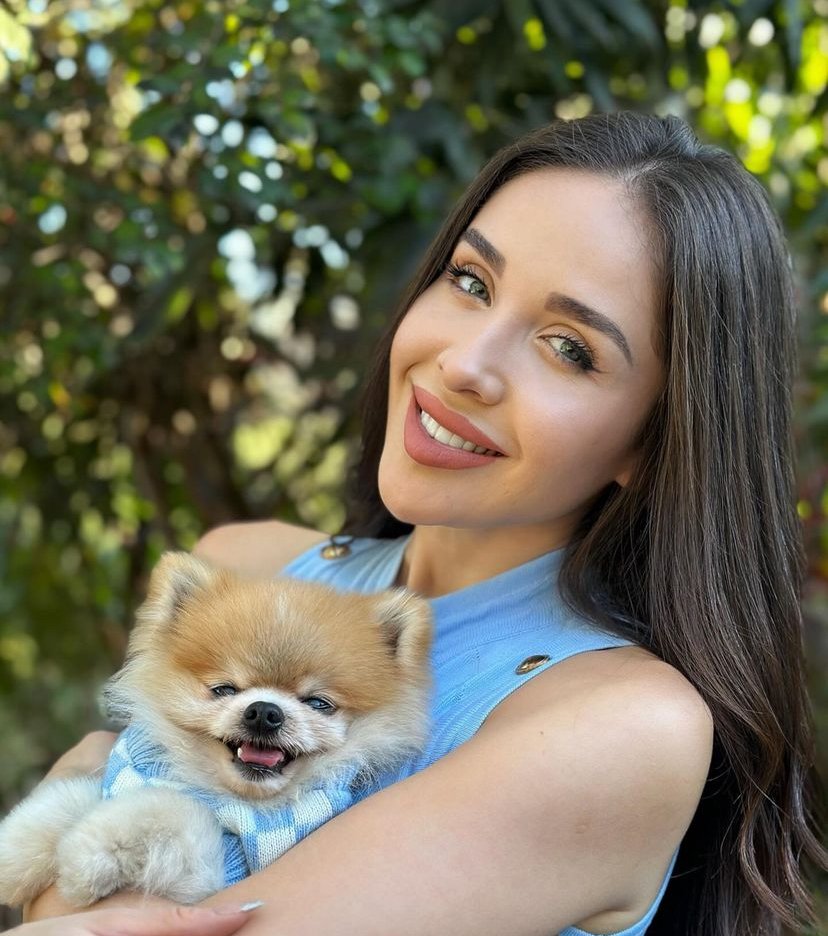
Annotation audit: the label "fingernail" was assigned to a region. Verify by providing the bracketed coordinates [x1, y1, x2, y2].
[238, 901, 264, 913]
[213, 900, 265, 915]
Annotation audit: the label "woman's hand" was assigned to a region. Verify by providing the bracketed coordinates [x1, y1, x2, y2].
[43, 732, 118, 782]
[9, 902, 261, 936]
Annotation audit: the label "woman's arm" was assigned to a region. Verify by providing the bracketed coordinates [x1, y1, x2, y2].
[186, 649, 712, 936]
[192, 520, 328, 578]
[40, 732, 119, 783]
[27, 650, 711, 934]
[176, 648, 709, 936]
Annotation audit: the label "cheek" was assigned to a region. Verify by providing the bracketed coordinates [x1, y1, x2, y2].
[389, 289, 449, 372]
[161, 690, 212, 731]
[386, 317, 429, 428]
[517, 393, 646, 487]
[389, 309, 426, 380]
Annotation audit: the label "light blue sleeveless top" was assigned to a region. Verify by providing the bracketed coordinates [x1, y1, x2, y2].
[283, 535, 676, 936]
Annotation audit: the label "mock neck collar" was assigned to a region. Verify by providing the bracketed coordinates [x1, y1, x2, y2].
[385, 536, 566, 653]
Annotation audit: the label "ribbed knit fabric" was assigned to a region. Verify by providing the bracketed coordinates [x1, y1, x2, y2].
[282, 535, 676, 936]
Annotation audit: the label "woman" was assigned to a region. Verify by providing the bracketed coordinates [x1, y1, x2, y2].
[25, 112, 824, 935]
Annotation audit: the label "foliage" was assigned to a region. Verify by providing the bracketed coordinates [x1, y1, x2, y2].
[0, 0, 826, 925]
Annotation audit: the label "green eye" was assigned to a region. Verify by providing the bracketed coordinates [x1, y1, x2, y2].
[545, 334, 595, 372]
[463, 276, 487, 299]
[303, 696, 336, 713]
[559, 338, 583, 361]
[445, 262, 490, 302]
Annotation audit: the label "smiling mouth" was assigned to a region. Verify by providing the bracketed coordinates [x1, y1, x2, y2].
[225, 740, 297, 778]
[418, 406, 503, 456]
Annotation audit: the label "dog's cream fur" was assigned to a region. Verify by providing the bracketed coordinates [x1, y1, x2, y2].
[0, 552, 431, 907]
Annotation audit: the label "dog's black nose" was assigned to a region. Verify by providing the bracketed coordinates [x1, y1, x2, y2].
[243, 701, 284, 731]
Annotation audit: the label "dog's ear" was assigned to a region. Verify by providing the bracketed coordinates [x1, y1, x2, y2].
[139, 551, 217, 629]
[372, 589, 432, 667]
[105, 552, 220, 719]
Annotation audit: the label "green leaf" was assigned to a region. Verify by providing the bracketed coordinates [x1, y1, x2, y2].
[129, 104, 185, 142]
[591, 0, 660, 48]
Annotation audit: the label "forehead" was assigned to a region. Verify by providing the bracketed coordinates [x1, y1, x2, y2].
[466, 168, 660, 355]
[472, 168, 652, 262]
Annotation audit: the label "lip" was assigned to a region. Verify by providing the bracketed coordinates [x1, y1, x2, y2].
[403, 390, 504, 470]
[413, 387, 505, 454]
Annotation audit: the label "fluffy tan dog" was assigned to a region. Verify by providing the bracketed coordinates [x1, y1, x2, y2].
[0, 552, 432, 906]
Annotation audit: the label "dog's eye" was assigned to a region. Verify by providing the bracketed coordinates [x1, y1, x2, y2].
[211, 684, 238, 697]
[303, 696, 336, 713]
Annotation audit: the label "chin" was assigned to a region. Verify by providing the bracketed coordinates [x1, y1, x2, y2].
[377, 472, 486, 531]
[377, 452, 447, 527]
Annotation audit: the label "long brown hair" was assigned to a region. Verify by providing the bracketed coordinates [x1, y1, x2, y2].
[343, 112, 825, 935]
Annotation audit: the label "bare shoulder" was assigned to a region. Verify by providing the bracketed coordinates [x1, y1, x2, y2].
[488, 644, 712, 738]
[485, 644, 713, 792]
[193, 520, 329, 578]
[479, 646, 713, 931]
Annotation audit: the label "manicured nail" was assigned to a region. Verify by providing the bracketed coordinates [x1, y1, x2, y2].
[213, 900, 265, 914]
[238, 901, 264, 912]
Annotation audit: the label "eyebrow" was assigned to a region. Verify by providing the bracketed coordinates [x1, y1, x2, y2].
[544, 292, 633, 367]
[461, 228, 505, 274]
[460, 227, 634, 367]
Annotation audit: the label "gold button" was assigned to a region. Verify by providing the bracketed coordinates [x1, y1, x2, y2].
[320, 538, 352, 560]
[515, 654, 550, 675]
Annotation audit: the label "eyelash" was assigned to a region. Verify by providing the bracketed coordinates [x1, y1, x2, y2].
[443, 261, 597, 372]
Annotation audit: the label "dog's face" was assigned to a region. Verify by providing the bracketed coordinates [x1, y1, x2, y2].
[105, 553, 432, 801]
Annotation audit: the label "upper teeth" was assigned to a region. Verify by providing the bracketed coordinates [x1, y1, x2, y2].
[419, 409, 498, 456]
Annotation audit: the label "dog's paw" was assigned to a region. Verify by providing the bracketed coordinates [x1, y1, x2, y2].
[54, 822, 128, 906]
[0, 775, 100, 907]
[0, 814, 53, 908]
[56, 789, 225, 904]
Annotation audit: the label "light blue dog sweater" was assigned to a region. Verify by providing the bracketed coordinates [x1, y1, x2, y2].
[102, 724, 358, 885]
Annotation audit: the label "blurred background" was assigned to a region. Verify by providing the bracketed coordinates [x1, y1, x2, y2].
[0, 0, 825, 930]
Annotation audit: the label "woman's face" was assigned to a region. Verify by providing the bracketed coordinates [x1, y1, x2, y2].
[378, 168, 664, 543]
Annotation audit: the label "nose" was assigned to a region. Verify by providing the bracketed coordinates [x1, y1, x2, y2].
[243, 701, 284, 732]
[437, 325, 507, 404]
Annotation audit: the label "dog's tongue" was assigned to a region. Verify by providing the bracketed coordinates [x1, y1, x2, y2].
[238, 743, 286, 768]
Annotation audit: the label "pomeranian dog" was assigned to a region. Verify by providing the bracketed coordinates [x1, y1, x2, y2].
[0, 551, 431, 907]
